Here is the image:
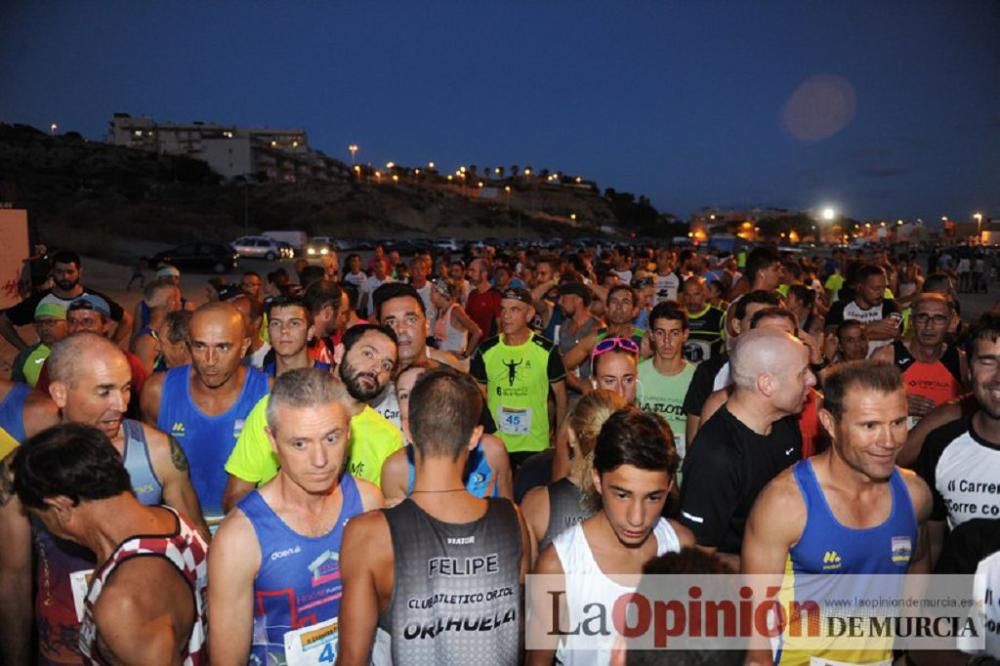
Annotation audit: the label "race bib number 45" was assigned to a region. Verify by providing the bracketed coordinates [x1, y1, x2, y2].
[498, 407, 532, 436]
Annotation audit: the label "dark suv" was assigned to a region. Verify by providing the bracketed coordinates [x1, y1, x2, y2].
[149, 242, 239, 274]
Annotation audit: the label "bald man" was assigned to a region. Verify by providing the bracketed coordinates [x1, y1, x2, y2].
[0, 333, 207, 665]
[142, 302, 271, 527]
[465, 258, 502, 337]
[678, 328, 816, 570]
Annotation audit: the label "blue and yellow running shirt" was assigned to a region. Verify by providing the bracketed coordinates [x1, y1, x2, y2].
[776, 459, 917, 665]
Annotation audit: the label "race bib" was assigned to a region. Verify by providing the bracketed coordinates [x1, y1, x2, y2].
[284, 617, 339, 665]
[498, 406, 532, 435]
[70, 569, 94, 622]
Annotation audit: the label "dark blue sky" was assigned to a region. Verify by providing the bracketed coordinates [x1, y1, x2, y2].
[2, 1, 997, 222]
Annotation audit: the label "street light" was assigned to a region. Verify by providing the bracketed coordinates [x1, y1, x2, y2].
[348, 144, 358, 164]
[974, 212, 984, 243]
[49, 123, 58, 135]
[821, 207, 836, 221]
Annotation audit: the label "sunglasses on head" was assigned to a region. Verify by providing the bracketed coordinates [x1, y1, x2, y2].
[590, 336, 639, 364]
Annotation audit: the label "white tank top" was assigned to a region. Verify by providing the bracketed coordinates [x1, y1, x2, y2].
[437, 303, 468, 353]
[552, 518, 681, 665]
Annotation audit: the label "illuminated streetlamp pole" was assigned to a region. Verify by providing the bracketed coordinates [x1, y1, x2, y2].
[348, 144, 358, 164]
[974, 212, 983, 244]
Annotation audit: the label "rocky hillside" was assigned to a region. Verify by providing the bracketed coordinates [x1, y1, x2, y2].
[0, 123, 674, 258]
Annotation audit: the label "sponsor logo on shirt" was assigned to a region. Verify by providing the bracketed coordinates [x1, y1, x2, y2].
[308, 550, 340, 586]
[271, 545, 302, 561]
[891, 536, 912, 564]
[171, 422, 185, 437]
[822, 550, 843, 570]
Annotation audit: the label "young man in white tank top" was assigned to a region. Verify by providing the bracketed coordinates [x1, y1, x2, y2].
[528, 407, 694, 666]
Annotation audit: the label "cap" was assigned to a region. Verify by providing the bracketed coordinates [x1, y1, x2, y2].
[156, 265, 181, 278]
[68, 294, 111, 318]
[501, 287, 534, 306]
[215, 284, 243, 301]
[34, 301, 67, 320]
[557, 282, 592, 305]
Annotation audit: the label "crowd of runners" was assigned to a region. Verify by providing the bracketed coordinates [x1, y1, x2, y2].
[0, 240, 998, 665]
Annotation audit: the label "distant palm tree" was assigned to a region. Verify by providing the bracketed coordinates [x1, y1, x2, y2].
[469, 164, 478, 177]
[510, 165, 519, 178]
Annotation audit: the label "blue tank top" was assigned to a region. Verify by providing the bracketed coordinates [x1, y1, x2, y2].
[0, 381, 30, 443]
[240, 474, 363, 665]
[789, 459, 916, 575]
[776, 460, 917, 665]
[121, 419, 163, 504]
[156, 365, 269, 521]
[405, 442, 498, 498]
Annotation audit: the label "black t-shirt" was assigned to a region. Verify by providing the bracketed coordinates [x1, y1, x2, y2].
[682, 352, 730, 418]
[679, 406, 802, 554]
[936, 518, 1000, 574]
[3, 287, 125, 325]
[825, 297, 898, 328]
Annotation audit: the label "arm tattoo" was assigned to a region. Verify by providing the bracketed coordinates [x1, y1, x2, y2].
[0, 457, 15, 507]
[167, 435, 189, 473]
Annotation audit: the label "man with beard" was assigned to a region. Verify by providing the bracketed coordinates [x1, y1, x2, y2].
[222, 323, 402, 510]
[554, 282, 601, 395]
[917, 314, 1000, 565]
[0, 334, 207, 665]
[465, 258, 502, 338]
[825, 263, 901, 357]
[141, 302, 270, 528]
[742, 362, 931, 665]
[0, 250, 132, 350]
[209, 369, 382, 665]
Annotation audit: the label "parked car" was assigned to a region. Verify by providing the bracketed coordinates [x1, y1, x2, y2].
[148, 242, 239, 274]
[432, 238, 460, 252]
[231, 236, 293, 261]
[262, 230, 308, 255]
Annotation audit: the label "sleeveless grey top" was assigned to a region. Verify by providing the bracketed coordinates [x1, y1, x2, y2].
[379, 497, 523, 665]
